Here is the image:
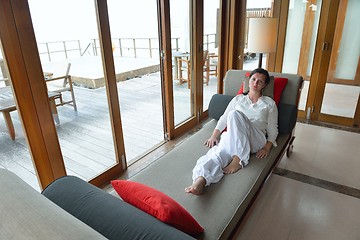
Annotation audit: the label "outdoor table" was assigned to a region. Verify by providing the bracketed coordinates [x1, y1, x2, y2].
[0, 86, 60, 140]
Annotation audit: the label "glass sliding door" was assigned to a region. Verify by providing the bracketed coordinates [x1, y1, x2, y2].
[203, 0, 220, 112]
[28, 0, 117, 181]
[281, 0, 359, 126]
[319, 0, 360, 120]
[170, 0, 194, 126]
[281, 0, 322, 113]
[107, 0, 165, 164]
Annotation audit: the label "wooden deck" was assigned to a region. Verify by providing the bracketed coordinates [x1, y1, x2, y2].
[0, 71, 218, 191]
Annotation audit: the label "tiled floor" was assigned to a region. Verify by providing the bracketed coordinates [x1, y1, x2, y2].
[235, 122, 360, 240]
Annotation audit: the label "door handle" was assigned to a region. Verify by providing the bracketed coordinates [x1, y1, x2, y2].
[322, 42, 330, 51]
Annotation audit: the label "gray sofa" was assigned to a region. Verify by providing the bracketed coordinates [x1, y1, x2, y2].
[1, 168, 195, 240]
[0, 70, 303, 240]
[127, 70, 303, 239]
[0, 169, 107, 240]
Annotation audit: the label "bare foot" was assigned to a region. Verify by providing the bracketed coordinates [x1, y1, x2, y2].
[185, 177, 206, 195]
[223, 156, 242, 174]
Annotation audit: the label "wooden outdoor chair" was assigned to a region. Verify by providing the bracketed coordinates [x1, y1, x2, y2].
[45, 63, 77, 111]
[0, 77, 10, 86]
[0, 59, 10, 87]
[203, 52, 218, 85]
[178, 50, 210, 89]
[177, 54, 191, 88]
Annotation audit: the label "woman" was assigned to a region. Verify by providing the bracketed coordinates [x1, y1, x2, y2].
[185, 68, 278, 195]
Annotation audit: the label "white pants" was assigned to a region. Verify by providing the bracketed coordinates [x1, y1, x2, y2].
[192, 110, 267, 186]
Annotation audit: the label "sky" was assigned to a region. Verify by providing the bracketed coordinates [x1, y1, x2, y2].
[29, 0, 199, 42]
[28, 0, 271, 43]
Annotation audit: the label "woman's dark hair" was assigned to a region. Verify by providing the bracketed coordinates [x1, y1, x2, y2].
[249, 68, 270, 84]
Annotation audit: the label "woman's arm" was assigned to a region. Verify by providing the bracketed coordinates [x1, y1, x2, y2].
[266, 101, 279, 147]
[215, 96, 238, 132]
[207, 96, 239, 148]
[206, 96, 243, 148]
[257, 99, 278, 158]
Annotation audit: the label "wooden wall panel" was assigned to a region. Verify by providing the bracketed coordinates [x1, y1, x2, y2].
[0, 0, 66, 190]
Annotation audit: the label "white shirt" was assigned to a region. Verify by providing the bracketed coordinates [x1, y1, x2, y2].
[215, 94, 278, 146]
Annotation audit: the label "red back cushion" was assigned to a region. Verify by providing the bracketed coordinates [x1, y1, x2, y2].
[272, 77, 288, 105]
[111, 180, 204, 237]
[237, 82, 246, 95]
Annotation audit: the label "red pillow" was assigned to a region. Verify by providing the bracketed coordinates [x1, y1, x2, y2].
[111, 180, 204, 236]
[238, 84, 245, 95]
[272, 77, 288, 105]
[237, 77, 288, 105]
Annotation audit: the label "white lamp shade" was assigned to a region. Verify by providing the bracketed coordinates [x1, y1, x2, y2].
[247, 18, 278, 53]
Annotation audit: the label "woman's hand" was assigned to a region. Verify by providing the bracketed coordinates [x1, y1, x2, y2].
[256, 148, 269, 158]
[256, 141, 273, 158]
[204, 136, 218, 148]
[204, 129, 221, 148]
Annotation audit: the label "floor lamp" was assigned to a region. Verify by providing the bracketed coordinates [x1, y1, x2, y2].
[247, 18, 278, 69]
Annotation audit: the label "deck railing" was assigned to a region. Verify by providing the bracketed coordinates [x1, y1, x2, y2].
[92, 37, 180, 58]
[38, 40, 83, 62]
[37, 34, 218, 62]
[37, 38, 181, 61]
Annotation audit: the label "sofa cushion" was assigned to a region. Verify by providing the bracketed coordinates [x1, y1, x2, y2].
[42, 176, 195, 240]
[272, 77, 288, 105]
[208, 94, 234, 120]
[111, 180, 204, 237]
[0, 169, 106, 240]
[278, 103, 298, 134]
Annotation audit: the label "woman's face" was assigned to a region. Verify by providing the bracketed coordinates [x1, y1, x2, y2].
[249, 73, 267, 93]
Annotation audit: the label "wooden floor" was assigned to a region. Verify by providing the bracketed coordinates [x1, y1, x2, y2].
[0, 71, 217, 191]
